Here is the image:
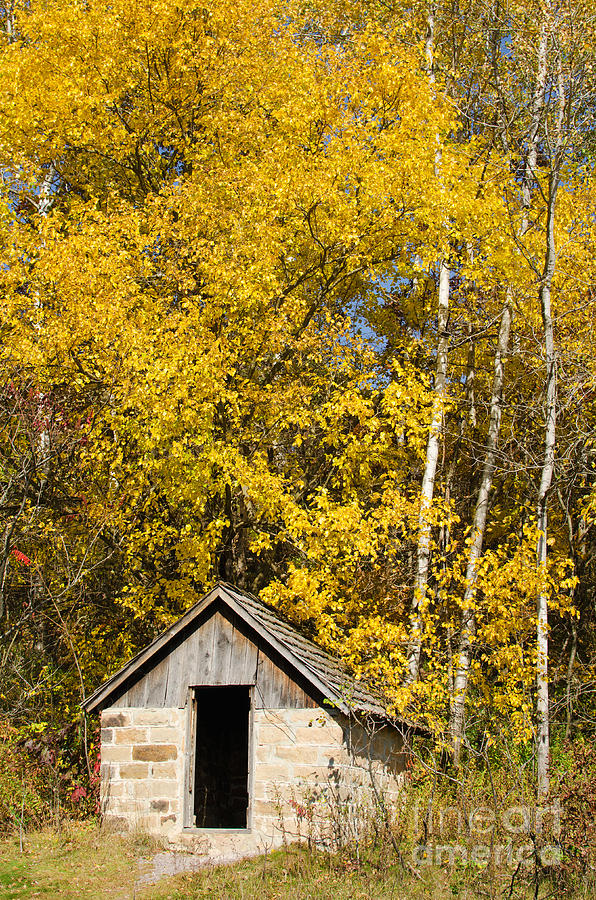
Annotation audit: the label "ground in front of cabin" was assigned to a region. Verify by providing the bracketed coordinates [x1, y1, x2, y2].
[0, 821, 589, 900]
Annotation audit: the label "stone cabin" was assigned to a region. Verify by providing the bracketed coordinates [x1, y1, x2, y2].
[84, 582, 411, 854]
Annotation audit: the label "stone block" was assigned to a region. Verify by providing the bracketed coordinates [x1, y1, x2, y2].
[251, 783, 272, 802]
[101, 745, 132, 763]
[149, 726, 180, 743]
[151, 762, 178, 779]
[119, 763, 150, 779]
[252, 799, 278, 817]
[161, 814, 177, 827]
[254, 763, 291, 783]
[293, 764, 335, 781]
[108, 799, 146, 815]
[101, 728, 113, 744]
[255, 744, 280, 764]
[315, 749, 353, 768]
[114, 727, 148, 744]
[102, 712, 130, 728]
[133, 744, 177, 762]
[275, 745, 322, 764]
[132, 780, 180, 799]
[150, 799, 169, 812]
[293, 725, 343, 744]
[102, 781, 127, 800]
[255, 724, 296, 744]
[284, 709, 328, 726]
[132, 709, 179, 726]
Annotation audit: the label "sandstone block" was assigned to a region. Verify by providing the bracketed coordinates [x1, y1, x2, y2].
[255, 744, 279, 764]
[132, 709, 179, 726]
[161, 814, 177, 827]
[105, 800, 150, 819]
[275, 745, 323, 764]
[149, 726, 180, 742]
[252, 783, 273, 802]
[132, 780, 179, 799]
[252, 799, 278, 817]
[254, 763, 291, 783]
[150, 799, 169, 812]
[119, 763, 149, 779]
[293, 725, 343, 744]
[133, 744, 177, 762]
[284, 709, 329, 725]
[114, 727, 148, 744]
[293, 764, 335, 781]
[102, 781, 127, 800]
[101, 728, 113, 744]
[102, 712, 130, 728]
[151, 762, 178, 779]
[255, 724, 296, 744]
[101, 745, 131, 763]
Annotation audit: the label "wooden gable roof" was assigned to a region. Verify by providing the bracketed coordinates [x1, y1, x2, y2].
[83, 582, 391, 718]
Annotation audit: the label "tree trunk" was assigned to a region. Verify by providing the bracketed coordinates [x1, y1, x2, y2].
[405, 260, 450, 684]
[449, 295, 511, 762]
[536, 168, 559, 801]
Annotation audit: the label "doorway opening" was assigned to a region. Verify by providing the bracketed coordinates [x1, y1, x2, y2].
[193, 686, 251, 829]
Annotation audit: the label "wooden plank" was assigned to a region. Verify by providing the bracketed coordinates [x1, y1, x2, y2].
[164, 633, 186, 708]
[193, 613, 218, 683]
[247, 686, 255, 830]
[229, 623, 258, 685]
[183, 689, 196, 827]
[124, 673, 146, 707]
[210, 612, 234, 684]
[144, 655, 170, 706]
[253, 650, 266, 709]
[256, 654, 284, 708]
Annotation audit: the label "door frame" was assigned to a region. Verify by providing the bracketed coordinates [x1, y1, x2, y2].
[183, 684, 254, 832]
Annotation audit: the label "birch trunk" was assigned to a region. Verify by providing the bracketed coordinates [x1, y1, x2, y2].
[405, 260, 449, 684]
[449, 295, 511, 762]
[536, 168, 559, 800]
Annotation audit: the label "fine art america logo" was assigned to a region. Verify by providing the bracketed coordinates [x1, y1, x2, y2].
[412, 800, 562, 868]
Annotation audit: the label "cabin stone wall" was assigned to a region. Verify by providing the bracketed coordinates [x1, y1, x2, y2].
[100, 707, 185, 834]
[253, 707, 406, 845]
[100, 703, 406, 848]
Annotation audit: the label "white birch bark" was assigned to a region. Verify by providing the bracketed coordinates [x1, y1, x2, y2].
[533, 9, 562, 801]
[536, 169, 558, 800]
[449, 295, 511, 762]
[405, 260, 449, 684]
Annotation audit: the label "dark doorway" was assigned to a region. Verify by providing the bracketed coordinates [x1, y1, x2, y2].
[193, 686, 250, 828]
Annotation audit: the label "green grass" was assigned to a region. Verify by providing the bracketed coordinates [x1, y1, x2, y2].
[0, 823, 592, 900]
[0, 822, 140, 899]
[146, 849, 444, 900]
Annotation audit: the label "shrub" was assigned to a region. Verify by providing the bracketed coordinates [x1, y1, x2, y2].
[0, 719, 100, 834]
[557, 737, 596, 888]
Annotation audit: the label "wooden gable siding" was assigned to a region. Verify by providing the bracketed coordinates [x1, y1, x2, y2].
[110, 604, 318, 710]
